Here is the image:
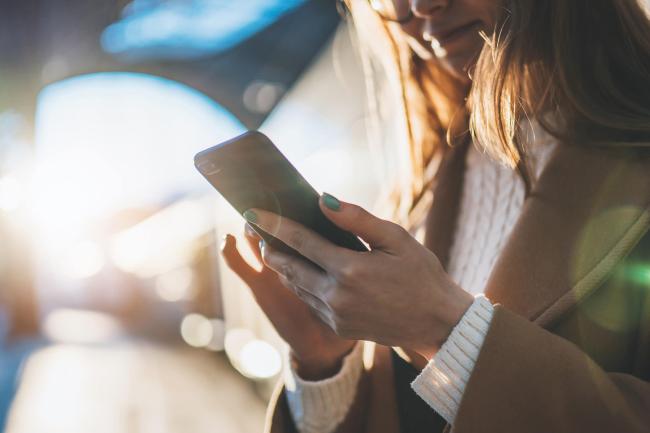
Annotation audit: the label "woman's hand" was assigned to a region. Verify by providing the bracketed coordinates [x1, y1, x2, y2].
[220, 223, 356, 380]
[245, 194, 474, 360]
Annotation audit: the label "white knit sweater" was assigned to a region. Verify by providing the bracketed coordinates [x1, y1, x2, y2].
[285, 126, 558, 432]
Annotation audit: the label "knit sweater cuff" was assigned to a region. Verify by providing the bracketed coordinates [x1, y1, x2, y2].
[411, 295, 494, 424]
[283, 341, 364, 433]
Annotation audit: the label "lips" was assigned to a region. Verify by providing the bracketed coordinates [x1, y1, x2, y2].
[429, 20, 482, 46]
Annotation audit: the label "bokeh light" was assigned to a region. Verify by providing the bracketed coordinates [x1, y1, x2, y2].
[205, 319, 226, 352]
[239, 340, 281, 379]
[224, 328, 281, 379]
[180, 313, 213, 348]
[155, 267, 194, 302]
[224, 328, 255, 361]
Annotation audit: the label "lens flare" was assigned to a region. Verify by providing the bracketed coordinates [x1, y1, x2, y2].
[625, 264, 650, 286]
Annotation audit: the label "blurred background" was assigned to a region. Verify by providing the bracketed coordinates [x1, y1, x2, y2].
[0, 0, 386, 431]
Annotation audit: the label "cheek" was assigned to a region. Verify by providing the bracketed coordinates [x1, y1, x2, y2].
[467, 0, 501, 32]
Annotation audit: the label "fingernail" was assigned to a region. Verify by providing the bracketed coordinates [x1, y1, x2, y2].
[259, 239, 265, 250]
[243, 209, 258, 223]
[322, 193, 340, 211]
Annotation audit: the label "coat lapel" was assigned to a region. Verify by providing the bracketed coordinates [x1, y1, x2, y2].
[484, 143, 650, 327]
[425, 141, 650, 328]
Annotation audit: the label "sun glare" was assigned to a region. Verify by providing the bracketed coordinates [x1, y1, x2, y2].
[31, 72, 244, 292]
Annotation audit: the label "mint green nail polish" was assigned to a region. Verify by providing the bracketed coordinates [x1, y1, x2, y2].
[259, 239, 265, 249]
[322, 193, 340, 211]
[243, 209, 257, 223]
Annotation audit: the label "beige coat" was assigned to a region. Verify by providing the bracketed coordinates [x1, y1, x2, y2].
[266, 140, 650, 433]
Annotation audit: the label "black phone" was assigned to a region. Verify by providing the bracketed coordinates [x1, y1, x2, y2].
[194, 131, 368, 261]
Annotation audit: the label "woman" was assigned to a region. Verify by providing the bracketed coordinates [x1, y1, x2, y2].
[221, 0, 650, 432]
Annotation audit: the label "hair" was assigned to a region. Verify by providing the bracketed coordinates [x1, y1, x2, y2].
[344, 0, 650, 227]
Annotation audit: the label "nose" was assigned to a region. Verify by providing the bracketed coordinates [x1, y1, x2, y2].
[411, 0, 449, 18]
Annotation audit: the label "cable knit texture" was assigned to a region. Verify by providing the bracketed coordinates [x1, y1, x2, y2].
[284, 123, 557, 432]
[283, 342, 364, 433]
[411, 295, 494, 423]
[447, 145, 526, 295]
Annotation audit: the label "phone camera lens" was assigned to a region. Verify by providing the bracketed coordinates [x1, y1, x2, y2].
[198, 160, 221, 176]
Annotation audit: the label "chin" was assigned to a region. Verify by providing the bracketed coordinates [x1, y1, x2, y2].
[407, 37, 478, 82]
[443, 54, 477, 80]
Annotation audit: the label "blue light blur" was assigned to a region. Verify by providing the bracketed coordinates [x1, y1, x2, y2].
[101, 0, 307, 60]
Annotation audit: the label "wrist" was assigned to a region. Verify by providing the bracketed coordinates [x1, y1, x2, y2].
[418, 287, 474, 360]
[291, 341, 357, 381]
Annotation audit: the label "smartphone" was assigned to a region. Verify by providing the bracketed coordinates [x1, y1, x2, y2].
[194, 131, 368, 262]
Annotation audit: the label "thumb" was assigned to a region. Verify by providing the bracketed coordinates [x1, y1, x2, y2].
[319, 193, 405, 250]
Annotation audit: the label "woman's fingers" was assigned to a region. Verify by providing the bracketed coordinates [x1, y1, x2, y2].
[278, 274, 330, 312]
[245, 208, 351, 272]
[319, 193, 408, 252]
[220, 233, 267, 290]
[244, 223, 264, 264]
[222, 232, 291, 306]
[261, 241, 333, 300]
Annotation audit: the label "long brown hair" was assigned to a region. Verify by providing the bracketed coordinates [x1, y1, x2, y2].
[345, 0, 650, 226]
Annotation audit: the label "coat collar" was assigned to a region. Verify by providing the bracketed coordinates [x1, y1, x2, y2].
[424, 140, 650, 328]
